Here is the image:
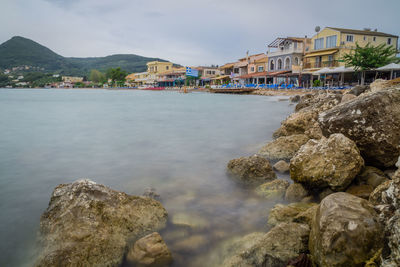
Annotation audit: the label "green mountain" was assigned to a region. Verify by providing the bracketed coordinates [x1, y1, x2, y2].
[0, 36, 169, 76]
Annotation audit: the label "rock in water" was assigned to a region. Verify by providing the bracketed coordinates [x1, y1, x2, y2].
[319, 88, 400, 167]
[255, 179, 290, 201]
[285, 183, 309, 203]
[267, 202, 316, 227]
[36, 179, 168, 267]
[258, 134, 309, 161]
[126, 232, 172, 267]
[273, 160, 290, 173]
[227, 155, 276, 186]
[221, 223, 310, 267]
[309, 192, 383, 267]
[290, 133, 364, 191]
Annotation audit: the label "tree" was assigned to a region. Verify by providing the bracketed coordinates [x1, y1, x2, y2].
[342, 43, 399, 85]
[106, 67, 127, 86]
[89, 69, 105, 84]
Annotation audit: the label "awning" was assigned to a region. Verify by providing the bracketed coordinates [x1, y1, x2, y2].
[211, 75, 230, 80]
[234, 61, 248, 68]
[377, 63, 400, 70]
[304, 50, 338, 58]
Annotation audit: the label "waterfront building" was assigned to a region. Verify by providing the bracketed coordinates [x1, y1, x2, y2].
[156, 67, 186, 87]
[266, 37, 310, 85]
[303, 27, 399, 85]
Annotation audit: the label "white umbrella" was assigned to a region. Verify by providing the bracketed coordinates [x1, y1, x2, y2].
[313, 67, 332, 75]
[377, 63, 400, 79]
[328, 66, 355, 73]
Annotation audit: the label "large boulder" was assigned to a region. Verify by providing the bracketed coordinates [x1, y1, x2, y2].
[295, 92, 342, 113]
[126, 232, 172, 267]
[221, 223, 310, 267]
[36, 180, 168, 267]
[258, 134, 309, 161]
[319, 88, 400, 167]
[273, 160, 290, 173]
[273, 109, 317, 138]
[255, 179, 290, 201]
[290, 133, 364, 191]
[375, 169, 400, 266]
[227, 155, 276, 186]
[309, 192, 383, 267]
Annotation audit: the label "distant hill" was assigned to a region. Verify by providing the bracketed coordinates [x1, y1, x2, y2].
[0, 36, 170, 76]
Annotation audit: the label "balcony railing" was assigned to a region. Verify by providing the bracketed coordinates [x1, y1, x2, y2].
[304, 60, 339, 69]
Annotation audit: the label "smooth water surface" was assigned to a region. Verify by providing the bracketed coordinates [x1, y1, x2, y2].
[0, 89, 293, 266]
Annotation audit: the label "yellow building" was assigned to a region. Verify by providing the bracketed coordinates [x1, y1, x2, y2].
[304, 27, 398, 71]
[146, 61, 173, 74]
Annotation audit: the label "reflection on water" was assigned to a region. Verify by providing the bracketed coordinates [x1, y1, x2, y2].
[0, 89, 293, 266]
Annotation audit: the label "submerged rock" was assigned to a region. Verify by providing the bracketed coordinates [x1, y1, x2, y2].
[290, 133, 364, 191]
[258, 134, 309, 161]
[126, 232, 172, 267]
[255, 179, 290, 201]
[221, 223, 310, 267]
[172, 234, 208, 253]
[273, 160, 290, 173]
[227, 155, 276, 186]
[267, 202, 316, 227]
[171, 212, 209, 230]
[36, 179, 168, 267]
[309, 192, 383, 267]
[285, 183, 309, 203]
[319, 88, 400, 167]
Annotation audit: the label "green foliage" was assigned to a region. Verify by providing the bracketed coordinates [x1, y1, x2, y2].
[89, 69, 106, 83]
[342, 43, 399, 71]
[313, 80, 321, 87]
[20, 72, 61, 87]
[73, 82, 85, 88]
[0, 74, 10, 87]
[0, 36, 169, 76]
[106, 67, 127, 86]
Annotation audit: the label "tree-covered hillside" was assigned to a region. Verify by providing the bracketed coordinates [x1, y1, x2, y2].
[0, 36, 170, 76]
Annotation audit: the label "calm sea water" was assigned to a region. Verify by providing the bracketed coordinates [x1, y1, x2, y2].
[0, 89, 293, 267]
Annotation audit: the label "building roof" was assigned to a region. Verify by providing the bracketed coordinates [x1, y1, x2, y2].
[220, 63, 235, 69]
[327, 27, 398, 38]
[238, 53, 265, 61]
[268, 37, 306, 48]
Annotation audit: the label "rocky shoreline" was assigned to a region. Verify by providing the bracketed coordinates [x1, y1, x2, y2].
[225, 78, 400, 267]
[35, 78, 400, 267]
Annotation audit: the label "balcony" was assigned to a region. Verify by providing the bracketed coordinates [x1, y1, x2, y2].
[304, 60, 339, 69]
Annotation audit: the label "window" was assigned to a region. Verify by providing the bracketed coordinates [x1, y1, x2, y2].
[251, 67, 255, 72]
[234, 68, 239, 74]
[388, 38, 392, 45]
[258, 66, 264, 72]
[314, 38, 324, 50]
[270, 60, 275, 71]
[294, 42, 297, 49]
[363, 36, 366, 41]
[166, 66, 169, 70]
[346, 35, 354, 42]
[328, 55, 333, 62]
[326, 35, 337, 48]
[277, 58, 282, 70]
[373, 37, 376, 42]
[285, 57, 290, 69]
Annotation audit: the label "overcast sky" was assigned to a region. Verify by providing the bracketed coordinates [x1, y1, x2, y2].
[1, 0, 399, 66]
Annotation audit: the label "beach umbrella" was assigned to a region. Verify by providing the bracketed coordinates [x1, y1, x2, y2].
[377, 63, 400, 79]
[313, 67, 332, 75]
